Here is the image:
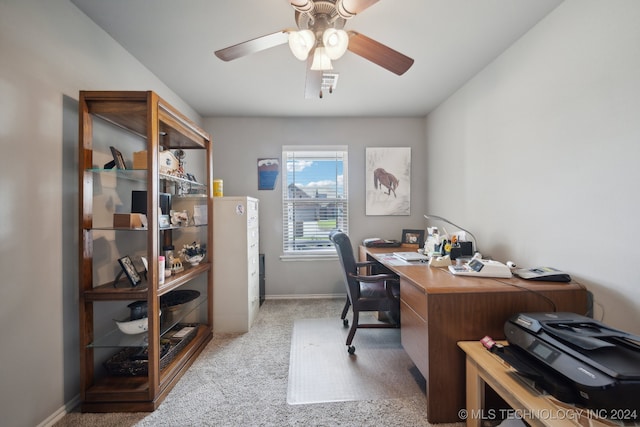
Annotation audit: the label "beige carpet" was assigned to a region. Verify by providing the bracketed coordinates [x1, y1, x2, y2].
[55, 299, 462, 427]
[287, 317, 423, 405]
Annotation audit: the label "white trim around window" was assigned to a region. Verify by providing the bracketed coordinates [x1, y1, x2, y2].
[281, 145, 348, 259]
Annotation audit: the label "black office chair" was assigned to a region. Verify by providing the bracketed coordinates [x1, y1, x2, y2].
[329, 230, 400, 354]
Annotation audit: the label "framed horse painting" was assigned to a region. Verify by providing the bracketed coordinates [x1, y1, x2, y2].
[365, 147, 411, 215]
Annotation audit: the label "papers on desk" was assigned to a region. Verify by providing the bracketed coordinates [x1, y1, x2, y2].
[393, 251, 429, 262]
[379, 255, 409, 265]
[379, 254, 426, 266]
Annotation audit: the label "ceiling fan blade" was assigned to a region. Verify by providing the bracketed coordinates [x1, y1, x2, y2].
[215, 30, 291, 61]
[304, 57, 323, 99]
[347, 31, 414, 75]
[336, 0, 380, 18]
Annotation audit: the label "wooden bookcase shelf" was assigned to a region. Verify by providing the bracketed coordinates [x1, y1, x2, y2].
[78, 90, 213, 412]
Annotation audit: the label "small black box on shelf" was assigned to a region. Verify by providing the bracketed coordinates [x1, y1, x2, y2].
[132, 191, 171, 215]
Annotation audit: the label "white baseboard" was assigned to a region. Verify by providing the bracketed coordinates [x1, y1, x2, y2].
[266, 294, 345, 300]
[39, 395, 80, 427]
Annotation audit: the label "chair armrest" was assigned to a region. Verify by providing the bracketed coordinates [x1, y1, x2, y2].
[355, 260, 375, 275]
[349, 273, 399, 300]
[355, 261, 375, 267]
[349, 273, 398, 283]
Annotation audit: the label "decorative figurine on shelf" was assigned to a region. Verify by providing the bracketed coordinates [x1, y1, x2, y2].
[181, 241, 206, 266]
[159, 150, 179, 175]
[173, 149, 191, 195]
[170, 257, 184, 274]
[174, 149, 186, 176]
[170, 210, 189, 227]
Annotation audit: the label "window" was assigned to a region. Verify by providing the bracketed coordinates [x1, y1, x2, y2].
[282, 145, 348, 256]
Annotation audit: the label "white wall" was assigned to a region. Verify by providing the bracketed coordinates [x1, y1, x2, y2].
[0, 1, 201, 426]
[425, 0, 640, 334]
[205, 117, 427, 297]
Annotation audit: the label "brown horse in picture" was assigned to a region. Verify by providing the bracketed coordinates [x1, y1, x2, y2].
[373, 168, 399, 198]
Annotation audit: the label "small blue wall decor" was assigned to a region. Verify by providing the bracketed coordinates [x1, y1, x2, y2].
[258, 158, 280, 190]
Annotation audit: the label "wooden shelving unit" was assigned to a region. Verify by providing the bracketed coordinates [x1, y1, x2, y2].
[78, 91, 213, 412]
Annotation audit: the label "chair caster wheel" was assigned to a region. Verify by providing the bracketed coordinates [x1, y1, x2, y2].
[343, 319, 349, 327]
[347, 346, 356, 355]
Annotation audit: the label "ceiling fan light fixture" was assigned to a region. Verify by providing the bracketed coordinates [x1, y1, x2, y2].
[322, 28, 349, 60]
[290, 0, 314, 14]
[288, 29, 315, 61]
[310, 47, 333, 70]
[335, 0, 355, 19]
[336, 0, 380, 19]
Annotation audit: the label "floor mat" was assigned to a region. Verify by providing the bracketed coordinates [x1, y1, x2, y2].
[287, 317, 424, 405]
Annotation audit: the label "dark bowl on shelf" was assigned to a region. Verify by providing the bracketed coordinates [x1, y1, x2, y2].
[126, 290, 200, 320]
[127, 300, 148, 320]
[161, 290, 200, 310]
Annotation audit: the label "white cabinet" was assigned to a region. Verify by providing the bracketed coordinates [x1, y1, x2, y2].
[213, 196, 259, 332]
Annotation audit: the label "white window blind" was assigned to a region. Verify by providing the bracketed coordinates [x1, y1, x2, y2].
[282, 145, 348, 254]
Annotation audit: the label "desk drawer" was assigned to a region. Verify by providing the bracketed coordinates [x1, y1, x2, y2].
[400, 278, 427, 321]
[400, 299, 428, 377]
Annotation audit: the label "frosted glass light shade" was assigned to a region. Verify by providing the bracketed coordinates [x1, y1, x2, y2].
[290, 0, 314, 13]
[322, 28, 349, 60]
[310, 47, 333, 70]
[288, 30, 315, 60]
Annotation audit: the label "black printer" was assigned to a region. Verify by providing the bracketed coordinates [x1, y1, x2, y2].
[498, 312, 640, 419]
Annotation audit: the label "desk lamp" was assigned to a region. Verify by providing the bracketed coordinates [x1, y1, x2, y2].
[424, 214, 479, 255]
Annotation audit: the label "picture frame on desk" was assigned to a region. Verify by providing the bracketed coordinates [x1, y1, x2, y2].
[401, 229, 424, 247]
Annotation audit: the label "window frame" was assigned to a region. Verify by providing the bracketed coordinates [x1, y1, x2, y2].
[281, 145, 348, 260]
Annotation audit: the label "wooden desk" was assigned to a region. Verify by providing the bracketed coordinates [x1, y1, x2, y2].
[359, 246, 589, 424]
[458, 341, 617, 427]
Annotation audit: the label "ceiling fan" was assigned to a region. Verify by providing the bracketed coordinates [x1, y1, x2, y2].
[214, 0, 414, 98]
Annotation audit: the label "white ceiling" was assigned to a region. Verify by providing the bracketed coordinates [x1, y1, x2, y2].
[70, 0, 562, 118]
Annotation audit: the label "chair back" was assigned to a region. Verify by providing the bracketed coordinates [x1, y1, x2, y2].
[329, 230, 359, 302]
